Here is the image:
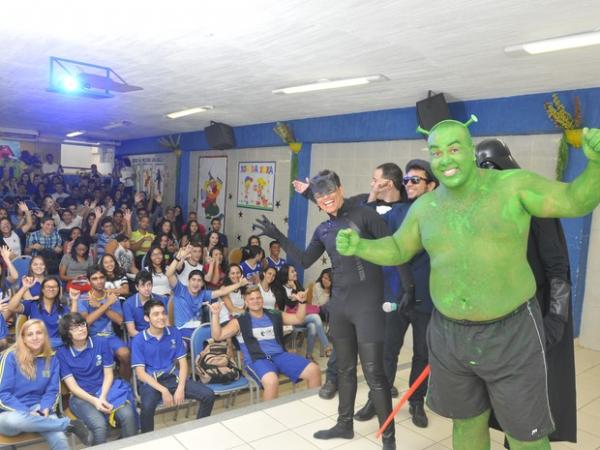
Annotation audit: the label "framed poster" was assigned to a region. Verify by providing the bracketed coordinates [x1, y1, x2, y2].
[197, 156, 228, 228]
[237, 161, 276, 211]
[129, 154, 167, 195]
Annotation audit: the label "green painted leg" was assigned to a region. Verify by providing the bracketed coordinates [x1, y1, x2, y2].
[452, 409, 491, 450]
[506, 434, 550, 450]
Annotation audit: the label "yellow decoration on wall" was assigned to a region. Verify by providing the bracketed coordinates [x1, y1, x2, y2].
[289, 142, 302, 153]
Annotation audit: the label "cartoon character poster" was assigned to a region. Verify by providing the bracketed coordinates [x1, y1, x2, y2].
[237, 161, 275, 211]
[198, 156, 227, 228]
[129, 155, 168, 196]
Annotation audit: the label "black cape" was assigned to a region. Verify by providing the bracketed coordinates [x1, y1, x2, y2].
[491, 217, 577, 443]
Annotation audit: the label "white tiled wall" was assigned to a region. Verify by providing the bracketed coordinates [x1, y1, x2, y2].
[580, 207, 600, 350]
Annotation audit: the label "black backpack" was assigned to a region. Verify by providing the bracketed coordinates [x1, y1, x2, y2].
[194, 341, 241, 384]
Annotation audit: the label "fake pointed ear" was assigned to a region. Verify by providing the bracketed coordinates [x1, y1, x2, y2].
[416, 126, 430, 136]
[463, 114, 478, 128]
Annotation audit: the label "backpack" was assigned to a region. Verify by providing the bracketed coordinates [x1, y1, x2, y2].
[194, 341, 241, 384]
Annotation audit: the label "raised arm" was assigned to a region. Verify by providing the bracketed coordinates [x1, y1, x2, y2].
[254, 215, 325, 269]
[210, 302, 240, 340]
[336, 206, 423, 266]
[518, 128, 600, 218]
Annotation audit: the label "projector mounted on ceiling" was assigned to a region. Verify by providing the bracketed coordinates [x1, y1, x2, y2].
[48, 57, 142, 99]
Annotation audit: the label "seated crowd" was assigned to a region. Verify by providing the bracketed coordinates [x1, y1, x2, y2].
[0, 156, 329, 447]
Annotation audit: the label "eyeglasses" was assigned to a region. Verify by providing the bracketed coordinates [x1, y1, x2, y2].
[402, 176, 429, 185]
[69, 323, 87, 331]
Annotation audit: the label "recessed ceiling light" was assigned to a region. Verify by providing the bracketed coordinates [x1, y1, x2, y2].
[166, 106, 214, 119]
[65, 130, 85, 138]
[272, 75, 388, 95]
[505, 30, 600, 55]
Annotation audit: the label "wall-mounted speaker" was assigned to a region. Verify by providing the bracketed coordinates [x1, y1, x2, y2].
[416, 93, 451, 132]
[204, 121, 235, 150]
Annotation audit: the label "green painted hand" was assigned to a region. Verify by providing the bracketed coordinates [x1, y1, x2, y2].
[582, 127, 600, 162]
[336, 228, 360, 256]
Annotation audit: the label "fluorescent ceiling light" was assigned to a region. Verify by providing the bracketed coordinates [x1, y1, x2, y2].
[66, 130, 85, 138]
[272, 74, 388, 94]
[505, 30, 600, 55]
[166, 106, 213, 119]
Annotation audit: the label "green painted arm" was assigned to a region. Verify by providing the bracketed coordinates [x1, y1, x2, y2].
[337, 205, 423, 265]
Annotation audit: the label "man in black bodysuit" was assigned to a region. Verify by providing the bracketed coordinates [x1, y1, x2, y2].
[255, 170, 396, 450]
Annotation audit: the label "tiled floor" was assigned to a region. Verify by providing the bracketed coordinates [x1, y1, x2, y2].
[19, 340, 600, 449]
[103, 340, 600, 450]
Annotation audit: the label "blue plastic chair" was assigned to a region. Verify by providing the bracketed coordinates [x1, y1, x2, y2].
[190, 324, 258, 406]
[12, 255, 32, 281]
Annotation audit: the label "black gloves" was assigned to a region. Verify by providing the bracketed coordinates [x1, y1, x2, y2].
[253, 215, 285, 241]
[543, 278, 571, 351]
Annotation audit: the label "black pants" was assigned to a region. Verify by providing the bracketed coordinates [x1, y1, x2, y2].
[329, 296, 393, 438]
[383, 308, 431, 404]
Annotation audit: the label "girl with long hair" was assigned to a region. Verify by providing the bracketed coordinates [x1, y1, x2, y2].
[99, 254, 129, 297]
[259, 266, 278, 310]
[59, 237, 93, 284]
[144, 244, 177, 296]
[272, 265, 332, 360]
[8, 276, 66, 348]
[203, 246, 227, 289]
[0, 319, 91, 449]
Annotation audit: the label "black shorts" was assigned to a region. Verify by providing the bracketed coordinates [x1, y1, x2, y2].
[426, 299, 555, 441]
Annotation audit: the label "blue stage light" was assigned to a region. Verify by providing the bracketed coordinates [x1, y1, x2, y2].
[61, 75, 80, 92]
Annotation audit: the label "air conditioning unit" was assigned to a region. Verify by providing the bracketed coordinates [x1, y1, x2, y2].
[0, 127, 39, 141]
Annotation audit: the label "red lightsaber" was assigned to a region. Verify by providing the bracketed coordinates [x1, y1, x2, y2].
[376, 364, 431, 439]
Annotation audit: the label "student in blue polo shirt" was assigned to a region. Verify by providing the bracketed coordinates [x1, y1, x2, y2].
[0, 301, 9, 350]
[123, 270, 169, 337]
[8, 276, 67, 348]
[57, 313, 137, 445]
[210, 285, 321, 401]
[173, 269, 249, 339]
[131, 299, 215, 433]
[0, 319, 91, 449]
[75, 265, 130, 379]
[266, 240, 287, 271]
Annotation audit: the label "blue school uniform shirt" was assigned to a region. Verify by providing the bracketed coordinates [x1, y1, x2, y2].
[237, 314, 285, 363]
[131, 327, 186, 380]
[266, 256, 287, 271]
[19, 280, 41, 298]
[123, 294, 169, 332]
[240, 260, 261, 280]
[0, 350, 60, 412]
[57, 336, 114, 395]
[21, 300, 66, 344]
[0, 315, 7, 340]
[172, 281, 212, 329]
[77, 293, 123, 337]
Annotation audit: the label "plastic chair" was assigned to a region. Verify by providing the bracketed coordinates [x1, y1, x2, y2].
[190, 324, 258, 406]
[12, 255, 32, 281]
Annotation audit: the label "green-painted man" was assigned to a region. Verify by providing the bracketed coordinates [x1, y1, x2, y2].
[336, 117, 600, 450]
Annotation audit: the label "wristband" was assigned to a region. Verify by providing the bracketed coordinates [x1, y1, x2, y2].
[175, 257, 181, 261]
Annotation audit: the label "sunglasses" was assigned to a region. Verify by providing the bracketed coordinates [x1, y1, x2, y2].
[402, 176, 429, 185]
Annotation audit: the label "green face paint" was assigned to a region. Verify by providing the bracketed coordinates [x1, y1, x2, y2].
[428, 122, 478, 190]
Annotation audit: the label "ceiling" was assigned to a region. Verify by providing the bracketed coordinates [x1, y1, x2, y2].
[1, 0, 600, 143]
